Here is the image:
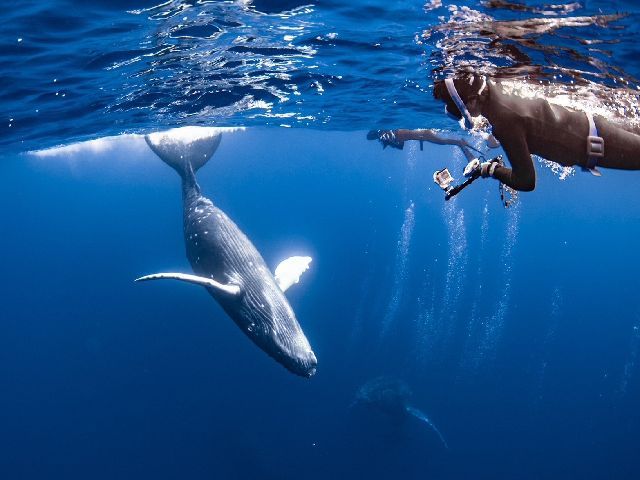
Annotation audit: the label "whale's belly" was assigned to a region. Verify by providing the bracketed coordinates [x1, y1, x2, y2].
[182, 194, 308, 355]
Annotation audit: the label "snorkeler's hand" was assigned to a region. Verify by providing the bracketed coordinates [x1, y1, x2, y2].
[464, 158, 481, 177]
[367, 130, 404, 150]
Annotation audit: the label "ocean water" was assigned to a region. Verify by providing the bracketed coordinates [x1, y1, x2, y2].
[2, 1, 640, 479]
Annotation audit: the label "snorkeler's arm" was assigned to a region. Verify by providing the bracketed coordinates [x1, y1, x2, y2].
[491, 129, 536, 191]
[371, 129, 482, 159]
[395, 129, 482, 160]
[395, 129, 479, 151]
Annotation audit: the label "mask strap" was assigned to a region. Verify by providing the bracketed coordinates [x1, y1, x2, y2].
[445, 78, 474, 129]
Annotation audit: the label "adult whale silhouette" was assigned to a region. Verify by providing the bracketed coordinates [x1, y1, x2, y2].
[136, 127, 317, 378]
[352, 376, 448, 448]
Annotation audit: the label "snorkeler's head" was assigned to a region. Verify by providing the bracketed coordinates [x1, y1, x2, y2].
[433, 74, 487, 123]
[433, 79, 464, 120]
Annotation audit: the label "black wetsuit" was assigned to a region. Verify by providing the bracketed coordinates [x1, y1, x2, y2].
[481, 84, 640, 191]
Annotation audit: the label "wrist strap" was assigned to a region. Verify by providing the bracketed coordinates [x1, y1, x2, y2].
[488, 161, 499, 177]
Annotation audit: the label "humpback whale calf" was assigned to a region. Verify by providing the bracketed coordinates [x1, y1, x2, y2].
[352, 376, 448, 448]
[137, 127, 317, 378]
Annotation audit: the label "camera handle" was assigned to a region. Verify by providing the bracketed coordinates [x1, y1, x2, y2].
[434, 155, 504, 201]
[444, 170, 481, 200]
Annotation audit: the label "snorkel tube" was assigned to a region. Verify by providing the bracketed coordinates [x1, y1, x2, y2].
[444, 78, 475, 130]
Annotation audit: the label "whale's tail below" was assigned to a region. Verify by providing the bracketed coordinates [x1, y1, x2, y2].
[405, 405, 449, 449]
[145, 126, 222, 178]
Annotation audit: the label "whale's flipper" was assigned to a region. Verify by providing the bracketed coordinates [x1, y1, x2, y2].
[405, 406, 449, 449]
[135, 272, 240, 296]
[274, 256, 312, 292]
[145, 127, 223, 178]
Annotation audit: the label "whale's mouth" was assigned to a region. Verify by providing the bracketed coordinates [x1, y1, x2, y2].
[290, 350, 317, 378]
[282, 357, 317, 378]
[305, 350, 318, 377]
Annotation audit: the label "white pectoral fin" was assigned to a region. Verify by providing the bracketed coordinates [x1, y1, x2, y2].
[274, 256, 312, 292]
[135, 272, 240, 295]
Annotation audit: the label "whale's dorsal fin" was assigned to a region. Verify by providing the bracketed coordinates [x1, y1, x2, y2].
[274, 256, 312, 293]
[135, 272, 240, 296]
[405, 405, 449, 449]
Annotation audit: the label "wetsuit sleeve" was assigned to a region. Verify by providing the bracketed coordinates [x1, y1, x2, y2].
[492, 128, 536, 191]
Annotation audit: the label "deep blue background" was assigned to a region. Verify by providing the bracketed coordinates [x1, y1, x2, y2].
[2, 129, 640, 479]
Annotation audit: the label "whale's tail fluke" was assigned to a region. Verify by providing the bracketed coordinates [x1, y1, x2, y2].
[145, 126, 223, 179]
[405, 405, 449, 449]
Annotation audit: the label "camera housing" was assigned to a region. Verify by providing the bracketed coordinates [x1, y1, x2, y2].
[433, 168, 454, 190]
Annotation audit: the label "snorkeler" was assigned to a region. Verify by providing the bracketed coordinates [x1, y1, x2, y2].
[430, 74, 640, 191]
[367, 128, 483, 161]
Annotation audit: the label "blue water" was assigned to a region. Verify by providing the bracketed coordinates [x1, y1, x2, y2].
[3, 1, 640, 479]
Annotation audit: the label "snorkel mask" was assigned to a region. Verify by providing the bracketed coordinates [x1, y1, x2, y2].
[444, 78, 475, 130]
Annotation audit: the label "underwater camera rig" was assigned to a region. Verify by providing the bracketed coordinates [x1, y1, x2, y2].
[433, 155, 504, 201]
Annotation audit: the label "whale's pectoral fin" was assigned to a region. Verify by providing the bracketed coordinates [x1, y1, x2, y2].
[405, 406, 449, 449]
[135, 272, 240, 296]
[274, 256, 312, 293]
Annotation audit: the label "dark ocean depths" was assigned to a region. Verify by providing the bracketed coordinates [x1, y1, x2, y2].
[2, 1, 640, 479]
